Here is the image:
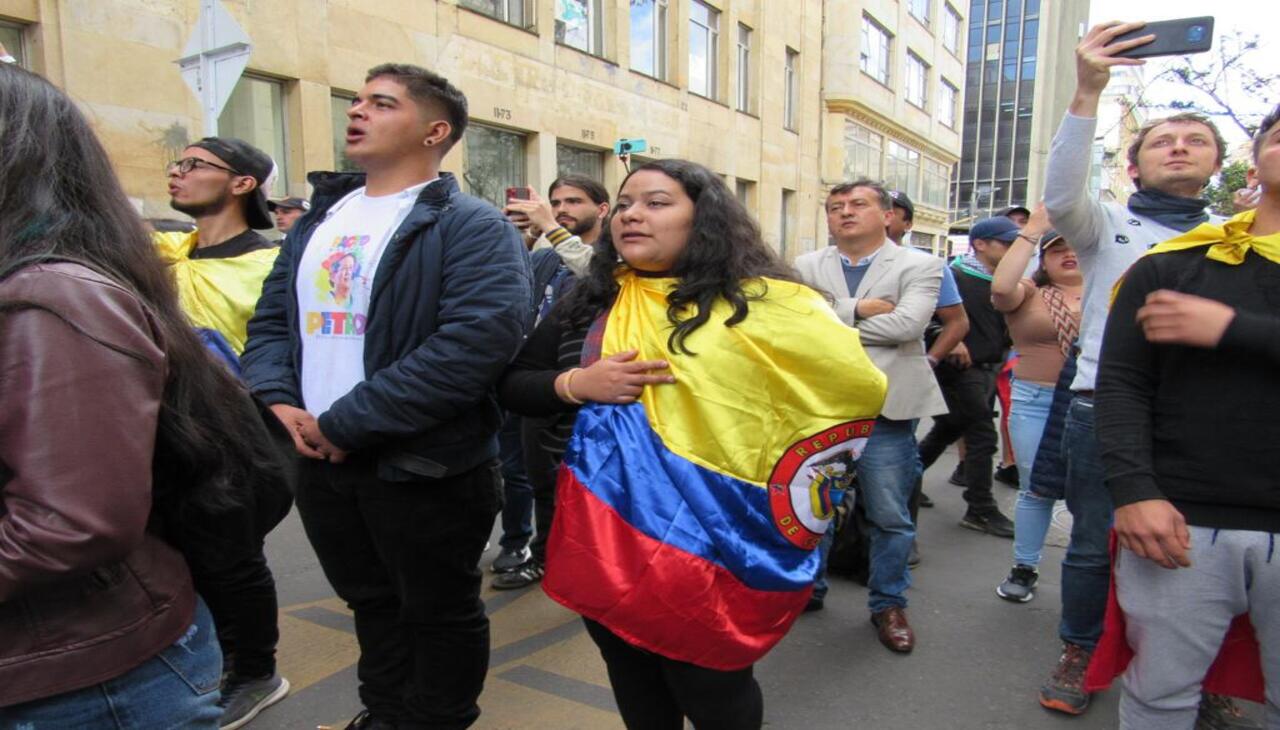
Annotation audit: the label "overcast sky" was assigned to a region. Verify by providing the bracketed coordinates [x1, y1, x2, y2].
[1086, 3, 1280, 145]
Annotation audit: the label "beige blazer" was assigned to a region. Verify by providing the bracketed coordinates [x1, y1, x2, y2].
[795, 244, 948, 420]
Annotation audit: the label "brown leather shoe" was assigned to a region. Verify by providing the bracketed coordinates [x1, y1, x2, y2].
[870, 607, 915, 653]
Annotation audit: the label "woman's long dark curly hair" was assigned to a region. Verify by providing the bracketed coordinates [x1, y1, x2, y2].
[559, 158, 806, 353]
[0, 63, 283, 514]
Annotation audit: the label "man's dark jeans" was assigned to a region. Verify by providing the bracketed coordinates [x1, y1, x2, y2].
[1059, 396, 1113, 649]
[498, 415, 534, 551]
[295, 456, 503, 729]
[918, 363, 1001, 514]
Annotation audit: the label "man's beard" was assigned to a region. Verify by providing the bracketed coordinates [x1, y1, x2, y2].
[563, 215, 597, 238]
[171, 189, 232, 219]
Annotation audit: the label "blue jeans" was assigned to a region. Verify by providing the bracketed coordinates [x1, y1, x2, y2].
[0, 597, 223, 728]
[1059, 396, 1113, 649]
[811, 419, 919, 609]
[1008, 378, 1057, 567]
[498, 414, 534, 551]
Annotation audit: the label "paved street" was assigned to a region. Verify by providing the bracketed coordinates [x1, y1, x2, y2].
[256, 445, 1124, 730]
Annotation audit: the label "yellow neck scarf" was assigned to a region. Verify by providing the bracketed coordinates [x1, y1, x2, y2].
[1111, 209, 1280, 304]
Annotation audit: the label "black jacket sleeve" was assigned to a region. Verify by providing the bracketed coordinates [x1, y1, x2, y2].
[241, 235, 302, 407]
[1096, 257, 1165, 507]
[498, 313, 579, 418]
[318, 215, 532, 451]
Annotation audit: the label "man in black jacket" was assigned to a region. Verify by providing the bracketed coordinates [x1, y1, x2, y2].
[241, 64, 530, 730]
[917, 217, 1017, 538]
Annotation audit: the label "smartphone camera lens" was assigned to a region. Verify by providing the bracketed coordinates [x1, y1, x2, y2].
[620, 141, 633, 153]
[1186, 25, 1206, 43]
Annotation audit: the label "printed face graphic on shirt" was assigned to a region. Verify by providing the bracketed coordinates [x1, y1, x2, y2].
[307, 235, 371, 336]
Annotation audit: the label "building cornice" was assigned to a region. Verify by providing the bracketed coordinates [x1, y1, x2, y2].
[826, 97, 961, 165]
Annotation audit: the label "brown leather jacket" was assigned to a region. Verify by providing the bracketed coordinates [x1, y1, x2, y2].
[0, 264, 195, 707]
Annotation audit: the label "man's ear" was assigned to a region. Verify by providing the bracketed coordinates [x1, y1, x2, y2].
[231, 175, 259, 197]
[423, 120, 452, 149]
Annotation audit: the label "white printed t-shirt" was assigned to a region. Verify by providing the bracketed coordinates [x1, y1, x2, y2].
[296, 181, 431, 416]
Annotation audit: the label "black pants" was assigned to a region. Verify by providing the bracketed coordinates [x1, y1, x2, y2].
[584, 619, 763, 730]
[295, 456, 503, 729]
[521, 422, 560, 566]
[918, 363, 1000, 513]
[196, 546, 281, 678]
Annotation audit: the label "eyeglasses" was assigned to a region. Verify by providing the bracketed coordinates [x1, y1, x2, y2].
[167, 157, 242, 176]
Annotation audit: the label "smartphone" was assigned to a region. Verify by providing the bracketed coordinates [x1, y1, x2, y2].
[1111, 17, 1214, 59]
[613, 138, 648, 156]
[505, 186, 529, 201]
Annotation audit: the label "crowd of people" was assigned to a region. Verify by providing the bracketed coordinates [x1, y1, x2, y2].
[0, 18, 1276, 730]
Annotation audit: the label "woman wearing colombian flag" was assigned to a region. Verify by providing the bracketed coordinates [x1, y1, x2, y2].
[499, 159, 886, 729]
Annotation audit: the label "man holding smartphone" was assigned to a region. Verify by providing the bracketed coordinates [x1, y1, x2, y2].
[1037, 21, 1242, 724]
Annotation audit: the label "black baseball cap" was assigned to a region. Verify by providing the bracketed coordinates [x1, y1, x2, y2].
[888, 190, 915, 221]
[268, 196, 311, 213]
[188, 137, 277, 230]
[997, 204, 1031, 220]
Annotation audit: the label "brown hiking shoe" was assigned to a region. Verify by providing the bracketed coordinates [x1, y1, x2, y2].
[1039, 642, 1092, 715]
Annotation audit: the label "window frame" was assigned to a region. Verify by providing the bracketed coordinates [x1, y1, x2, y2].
[942, 4, 963, 55]
[736, 23, 752, 113]
[217, 73, 290, 198]
[329, 92, 361, 173]
[908, 0, 931, 29]
[905, 51, 929, 111]
[458, 0, 535, 30]
[859, 14, 892, 87]
[938, 78, 958, 129]
[462, 122, 529, 209]
[629, 0, 669, 80]
[689, 0, 720, 101]
[555, 141, 606, 182]
[783, 47, 800, 131]
[555, 0, 604, 56]
[0, 20, 26, 67]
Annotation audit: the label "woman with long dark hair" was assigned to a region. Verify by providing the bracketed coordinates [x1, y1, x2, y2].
[499, 159, 886, 729]
[990, 203, 1083, 604]
[0, 63, 285, 726]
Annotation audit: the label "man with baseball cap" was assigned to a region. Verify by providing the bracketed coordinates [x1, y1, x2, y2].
[154, 136, 292, 727]
[997, 205, 1032, 226]
[917, 216, 1018, 538]
[269, 196, 311, 237]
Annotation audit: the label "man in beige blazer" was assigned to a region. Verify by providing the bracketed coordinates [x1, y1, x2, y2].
[795, 179, 946, 654]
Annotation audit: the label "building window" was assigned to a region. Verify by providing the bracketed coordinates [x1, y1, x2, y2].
[943, 4, 962, 54]
[783, 48, 799, 131]
[860, 15, 892, 87]
[780, 189, 795, 259]
[938, 79, 958, 128]
[459, 0, 532, 29]
[218, 75, 288, 197]
[922, 159, 950, 208]
[0, 21, 25, 67]
[843, 122, 883, 181]
[330, 94, 361, 172]
[735, 179, 753, 210]
[884, 141, 921, 198]
[630, 0, 668, 79]
[463, 123, 527, 209]
[736, 24, 752, 112]
[906, 52, 929, 110]
[908, 0, 931, 28]
[689, 0, 719, 100]
[555, 0, 603, 55]
[556, 142, 605, 182]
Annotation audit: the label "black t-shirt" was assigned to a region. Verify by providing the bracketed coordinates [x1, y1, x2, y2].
[187, 229, 276, 260]
[952, 265, 1009, 365]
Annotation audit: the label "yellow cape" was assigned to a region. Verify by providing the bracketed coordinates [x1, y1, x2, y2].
[153, 230, 279, 353]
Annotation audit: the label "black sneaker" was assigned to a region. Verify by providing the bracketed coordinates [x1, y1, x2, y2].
[908, 540, 921, 567]
[491, 545, 532, 573]
[919, 491, 934, 508]
[994, 463, 1020, 488]
[492, 561, 544, 590]
[218, 673, 289, 729]
[996, 564, 1038, 603]
[1039, 643, 1092, 715]
[947, 464, 966, 487]
[325, 709, 396, 730]
[959, 509, 1015, 539]
[804, 596, 825, 613]
[1196, 692, 1262, 730]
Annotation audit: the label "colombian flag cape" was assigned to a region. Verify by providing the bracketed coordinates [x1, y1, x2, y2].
[543, 271, 887, 670]
[154, 230, 279, 354]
